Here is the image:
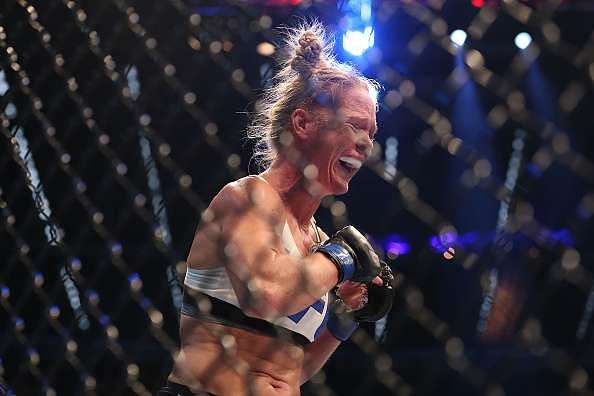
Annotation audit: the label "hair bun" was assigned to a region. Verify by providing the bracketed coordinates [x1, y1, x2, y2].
[291, 31, 322, 77]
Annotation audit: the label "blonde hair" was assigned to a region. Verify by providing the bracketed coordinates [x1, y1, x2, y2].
[247, 21, 380, 170]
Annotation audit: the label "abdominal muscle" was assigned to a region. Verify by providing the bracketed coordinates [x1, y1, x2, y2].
[169, 314, 305, 396]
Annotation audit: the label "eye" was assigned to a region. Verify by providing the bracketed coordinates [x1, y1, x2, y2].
[346, 121, 375, 142]
[346, 122, 357, 131]
[346, 122, 363, 132]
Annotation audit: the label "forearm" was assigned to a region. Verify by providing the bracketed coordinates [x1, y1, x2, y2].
[300, 330, 341, 385]
[240, 252, 339, 318]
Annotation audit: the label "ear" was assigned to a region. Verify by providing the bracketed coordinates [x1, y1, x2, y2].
[290, 108, 317, 145]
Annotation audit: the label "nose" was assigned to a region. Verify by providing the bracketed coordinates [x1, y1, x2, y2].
[356, 134, 373, 158]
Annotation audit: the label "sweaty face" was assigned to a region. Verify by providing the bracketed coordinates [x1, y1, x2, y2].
[304, 86, 377, 196]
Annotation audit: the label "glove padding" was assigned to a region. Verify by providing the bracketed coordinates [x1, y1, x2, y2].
[354, 261, 396, 322]
[316, 226, 381, 283]
[326, 262, 396, 341]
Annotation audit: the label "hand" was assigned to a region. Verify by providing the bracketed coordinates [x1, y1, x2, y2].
[326, 263, 395, 341]
[315, 226, 381, 283]
[335, 281, 369, 311]
[334, 277, 382, 311]
[353, 261, 395, 322]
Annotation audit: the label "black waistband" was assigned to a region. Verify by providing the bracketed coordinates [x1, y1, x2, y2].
[181, 287, 310, 347]
[157, 380, 214, 396]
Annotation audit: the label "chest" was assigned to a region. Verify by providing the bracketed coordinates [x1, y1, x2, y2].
[280, 219, 320, 257]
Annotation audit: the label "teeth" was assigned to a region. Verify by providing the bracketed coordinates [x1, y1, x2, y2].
[339, 157, 362, 169]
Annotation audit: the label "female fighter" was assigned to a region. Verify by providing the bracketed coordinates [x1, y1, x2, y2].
[158, 22, 395, 396]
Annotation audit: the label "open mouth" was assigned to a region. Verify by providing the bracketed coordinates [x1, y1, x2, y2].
[337, 156, 362, 175]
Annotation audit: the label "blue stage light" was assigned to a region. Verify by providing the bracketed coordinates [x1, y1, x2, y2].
[450, 29, 467, 47]
[386, 240, 410, 256]
[342, 26, 374, 56]
[514, 32, 532, 50]
[340, 0, 375, 57]
[379, 234, 411, 258]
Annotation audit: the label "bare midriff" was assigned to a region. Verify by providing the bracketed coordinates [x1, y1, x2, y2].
[169, 314, 305, 396]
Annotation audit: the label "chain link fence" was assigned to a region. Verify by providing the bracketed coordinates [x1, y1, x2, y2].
[1, 0, 593, 395]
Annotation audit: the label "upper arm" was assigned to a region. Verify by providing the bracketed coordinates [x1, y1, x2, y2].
[201, 178, 288, 309]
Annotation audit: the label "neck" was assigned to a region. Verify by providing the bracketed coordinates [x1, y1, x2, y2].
[260, 156, 324, 227]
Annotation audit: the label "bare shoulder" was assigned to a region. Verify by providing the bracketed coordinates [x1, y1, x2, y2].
[188, 175, 286, 266]
[209, 175, 285, 222]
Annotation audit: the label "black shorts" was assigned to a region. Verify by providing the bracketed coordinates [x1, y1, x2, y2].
[156, 380, 215, 396]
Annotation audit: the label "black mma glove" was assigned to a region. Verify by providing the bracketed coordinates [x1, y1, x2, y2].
[326, 261, 396, 341]
[315, 226, 381, 283]
[353, 261, 395, 322]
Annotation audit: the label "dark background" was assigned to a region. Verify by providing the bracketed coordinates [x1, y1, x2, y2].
[1, 0, 593, 395]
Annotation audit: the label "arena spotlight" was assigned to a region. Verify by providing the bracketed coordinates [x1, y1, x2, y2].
[450, 29, 467, 47]
[376, 234, 410, 259]
[514, 32, 532, 50]
[342, 26, 375, 56]
[341, 0, 375, 57]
